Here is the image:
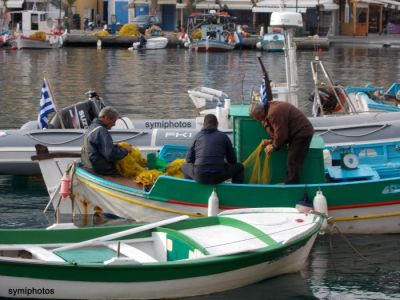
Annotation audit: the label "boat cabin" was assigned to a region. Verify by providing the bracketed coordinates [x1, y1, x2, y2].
[230, 104, 380, 184]
[9, 10, 54, 36]
[186, 11, 236, 40]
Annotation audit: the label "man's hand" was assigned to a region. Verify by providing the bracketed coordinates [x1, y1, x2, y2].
[265, 144, 274, 154]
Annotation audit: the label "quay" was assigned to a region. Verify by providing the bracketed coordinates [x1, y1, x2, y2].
[64, 30, 399, 50]
[64, 30, 330, 50]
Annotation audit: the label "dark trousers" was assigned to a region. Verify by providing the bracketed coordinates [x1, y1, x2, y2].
[181, 163, 244, 185]
[286, 136, 313, 184]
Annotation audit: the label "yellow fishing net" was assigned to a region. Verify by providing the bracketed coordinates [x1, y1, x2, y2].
[191, 28, 202, 40]
[135, 169, 163, 187]
[165, 158, 185, 178]
[30, 32, 47, 41]
[118, 24, 140, 36]
[134, 158, 185, 188]
[115, 142, 147, 178]
[242, 142, 271, 184]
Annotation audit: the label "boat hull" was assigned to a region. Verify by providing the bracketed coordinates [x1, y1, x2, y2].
[16, 35, 64, 49]
[189, 40, 236, 52]
[0, 231, 317, 299]
[0, 128, 199, 175]
[130, 37, 168, 50]
[70, 167, 400, 234]
[4, 109, 400, 175]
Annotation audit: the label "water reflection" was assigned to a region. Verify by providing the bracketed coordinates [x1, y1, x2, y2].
[2, 47, 400, 129]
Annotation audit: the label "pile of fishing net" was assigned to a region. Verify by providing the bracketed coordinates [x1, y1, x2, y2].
[29, 31, 47, 41]
[242, 141, 271, 184]
[115, 142, 186, 188]
[134, 158, 186, 188]
[115, 142, 147, 178]
[95, 31, 109, 37]
[191, 28, 202, 40]
[118, 24, 140, 36]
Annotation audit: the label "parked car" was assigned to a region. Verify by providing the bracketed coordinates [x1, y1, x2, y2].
[132, 15, 161, 33]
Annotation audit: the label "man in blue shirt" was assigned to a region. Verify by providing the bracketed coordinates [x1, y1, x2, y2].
[81, 106, 129, 175]
[181, 114, 244, 184]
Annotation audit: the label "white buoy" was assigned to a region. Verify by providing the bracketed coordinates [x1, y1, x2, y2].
[313, 188, 329, 233]
[208, 188, 219, 216]
[97, 39, 102, 49]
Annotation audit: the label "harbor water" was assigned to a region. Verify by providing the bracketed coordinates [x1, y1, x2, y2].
[0, 46, 400, 299]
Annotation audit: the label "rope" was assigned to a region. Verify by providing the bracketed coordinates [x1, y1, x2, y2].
[27, 132, 85, 145]
[327, 219, 399, 273]
[330, 222, 381, 271]
[316, 124, 389, 138]
[27, 131, 145, 146]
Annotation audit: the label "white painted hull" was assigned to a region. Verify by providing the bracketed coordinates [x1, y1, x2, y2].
[16, 35, 64, 49]
[189, 40, 236, 52]
[328, 203, 400, 234]
[0, 235, 317, 299]
[70, 178, 205, 222]
[129, 37, 168, 50]
[69, 176, 400, 234]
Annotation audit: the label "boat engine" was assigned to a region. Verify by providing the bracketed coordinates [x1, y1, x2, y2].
[49, 91, 106, 129]
[309, 87, 343, 114]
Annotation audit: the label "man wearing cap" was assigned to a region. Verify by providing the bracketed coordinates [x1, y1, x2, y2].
[81, 106, 129, 175]
[250, 101, 314, 184]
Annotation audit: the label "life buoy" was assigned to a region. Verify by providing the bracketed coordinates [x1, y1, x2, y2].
[332, 88, 346, 113]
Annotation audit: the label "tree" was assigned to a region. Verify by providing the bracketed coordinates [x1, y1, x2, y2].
[65, 0, 77, 30]
[150, 0, 158, 16]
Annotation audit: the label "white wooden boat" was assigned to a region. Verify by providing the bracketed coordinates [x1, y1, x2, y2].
[0, 209, 323, 299]
[9, 10, 66, 50]
[128, 36, 168, 50]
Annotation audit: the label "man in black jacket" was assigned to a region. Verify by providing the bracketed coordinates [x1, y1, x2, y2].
[81, 106, 129, 175]
[181, 114, 244, 184]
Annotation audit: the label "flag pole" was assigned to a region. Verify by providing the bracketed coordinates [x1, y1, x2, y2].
[44, 74, 65, 129]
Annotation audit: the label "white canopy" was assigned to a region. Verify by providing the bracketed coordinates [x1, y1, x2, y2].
[253, 0, 339, 13]
[6, 0, 24, 8]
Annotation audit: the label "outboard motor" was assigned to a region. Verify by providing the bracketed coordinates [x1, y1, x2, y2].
[309, 87, 340, 114]
[49, 91, 106, 129]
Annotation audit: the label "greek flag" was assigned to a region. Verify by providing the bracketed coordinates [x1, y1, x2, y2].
[259, 78, 267, 106]
[37, 78, 56, 129]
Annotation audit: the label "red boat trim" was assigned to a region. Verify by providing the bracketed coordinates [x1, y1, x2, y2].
[329, 200, 400, 210]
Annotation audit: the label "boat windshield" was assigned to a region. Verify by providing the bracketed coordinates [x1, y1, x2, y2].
[133, 16, 149, 22]
[187, 13, 236, 35]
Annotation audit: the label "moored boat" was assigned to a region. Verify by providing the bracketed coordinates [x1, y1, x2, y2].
[185, 11, 240, 52]
[36, 105, 400, 234]
[128, 36, 168, 50]
[0, 208, 323, 299]
[9, 9, 66, 50]
[256, 31, 285, 52]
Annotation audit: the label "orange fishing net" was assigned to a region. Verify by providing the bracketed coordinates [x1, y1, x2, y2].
[242, 142, 271, 184]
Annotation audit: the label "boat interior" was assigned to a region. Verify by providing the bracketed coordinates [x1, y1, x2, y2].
[0, 212, 310, 265]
